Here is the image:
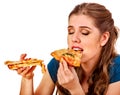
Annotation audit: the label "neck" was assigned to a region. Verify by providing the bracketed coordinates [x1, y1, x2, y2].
[81, 58, 99, 78]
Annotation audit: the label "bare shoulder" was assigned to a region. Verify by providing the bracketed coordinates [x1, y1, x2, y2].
[106, 81, 120, 95]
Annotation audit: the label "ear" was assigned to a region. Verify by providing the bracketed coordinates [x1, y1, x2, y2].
[100, 32, 110, 46]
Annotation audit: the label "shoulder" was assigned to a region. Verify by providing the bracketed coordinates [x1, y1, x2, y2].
[47, 58, 59, 83]
[110, 55, 120, 71]
[110, 55, 120, 69]
[109, 55, 120, 83]
[112, 55, 120, 64]
[47, 58, 59, 70]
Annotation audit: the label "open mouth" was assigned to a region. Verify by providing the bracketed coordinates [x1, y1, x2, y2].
[72, 47, 83, 52]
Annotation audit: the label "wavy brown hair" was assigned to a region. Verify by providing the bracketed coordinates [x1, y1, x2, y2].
[56, 2, 119, 95]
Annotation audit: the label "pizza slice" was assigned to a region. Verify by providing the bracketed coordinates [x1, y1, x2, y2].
[4, 58, 46, 73]
[51, 49, 82, 67]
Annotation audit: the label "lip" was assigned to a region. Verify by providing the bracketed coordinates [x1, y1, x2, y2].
[72, 46, 83, 51]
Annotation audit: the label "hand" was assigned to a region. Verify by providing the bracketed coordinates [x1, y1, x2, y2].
[57, 58, 80, 92]
[16, 53, 36, 79]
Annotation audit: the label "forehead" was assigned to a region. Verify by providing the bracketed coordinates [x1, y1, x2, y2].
[68, 14, 96, 29]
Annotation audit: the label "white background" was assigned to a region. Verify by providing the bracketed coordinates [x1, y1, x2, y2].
[0, 0, 120, 95]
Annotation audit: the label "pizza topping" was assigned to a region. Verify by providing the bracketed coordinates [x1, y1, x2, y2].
[62, 52, 75, 58]
[51, 48, 82, 67]
[4, 58, 46, 73]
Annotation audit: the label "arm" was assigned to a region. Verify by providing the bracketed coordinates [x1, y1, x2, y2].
[18, 54, 55, 95]
[106, 81, 120, 95]
[35, 69, 55, 95]
[20, 77, 34, 95]
[18, 66, 36, 95]
[19, 68, 55, 95]
[18, 54, 35, 95]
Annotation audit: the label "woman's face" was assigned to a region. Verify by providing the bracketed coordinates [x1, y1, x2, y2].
[67, 14, 108, 64]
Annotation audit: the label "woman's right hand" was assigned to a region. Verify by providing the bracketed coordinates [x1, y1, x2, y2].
[16, 53, 36, 79]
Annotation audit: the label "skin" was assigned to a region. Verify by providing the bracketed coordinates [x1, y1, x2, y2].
[17, 14, 120, 95]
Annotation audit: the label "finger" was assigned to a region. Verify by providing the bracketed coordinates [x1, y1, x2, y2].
[61, 58, 69, 72]
[57, 67, 65, 85]
[69, 66, 78, 78]
[20, 67, 31, 75]
[57, 69, 61, 84]
[28, 66, 36, 73]
[22, 66, 36, 75]
[17, 67, 27, 74]
[59, 59, 64, 70]
[20, 53, 27, 61]
[57, 61, 64, 84]
[24, 66, 36, 79]
[17, 66, 35, 79]
[58, 60, 69, 84]
[69, 66, 76, 73]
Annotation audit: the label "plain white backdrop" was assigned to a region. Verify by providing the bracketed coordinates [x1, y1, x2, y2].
[0, 0, 120, 95]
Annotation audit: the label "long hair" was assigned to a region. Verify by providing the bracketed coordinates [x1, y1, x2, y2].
[56, 2, 119, 95]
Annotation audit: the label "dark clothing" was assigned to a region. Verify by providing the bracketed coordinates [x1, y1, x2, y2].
[109, 55, 120, 83]
[47, 55, 120, 83]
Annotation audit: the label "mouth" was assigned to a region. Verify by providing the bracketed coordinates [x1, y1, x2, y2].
[72, 46, 83, 52]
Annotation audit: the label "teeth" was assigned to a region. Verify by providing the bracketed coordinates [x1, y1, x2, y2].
[72, 47, 83, 51]
[73, 48, 82, 51]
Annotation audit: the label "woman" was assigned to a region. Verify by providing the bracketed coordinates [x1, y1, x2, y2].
[17, 2, 120, 95]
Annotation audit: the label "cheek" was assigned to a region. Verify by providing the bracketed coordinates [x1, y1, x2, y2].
[82, 41, 102, 60]
[83, 37, 101, 51]
[67, 37, 71, 46]
[67, 36, 73, 48]
[67, 36, 69, 44]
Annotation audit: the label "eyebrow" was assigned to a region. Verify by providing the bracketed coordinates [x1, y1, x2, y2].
[68, 25, 92, 30]
[67, 25, 73, 29]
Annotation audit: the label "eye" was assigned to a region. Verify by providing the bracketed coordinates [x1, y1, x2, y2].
[81, 29, 90, 35]
[68, 28, 74, 35]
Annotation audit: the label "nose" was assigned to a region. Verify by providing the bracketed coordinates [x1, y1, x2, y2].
[72, 32, 81, 43]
